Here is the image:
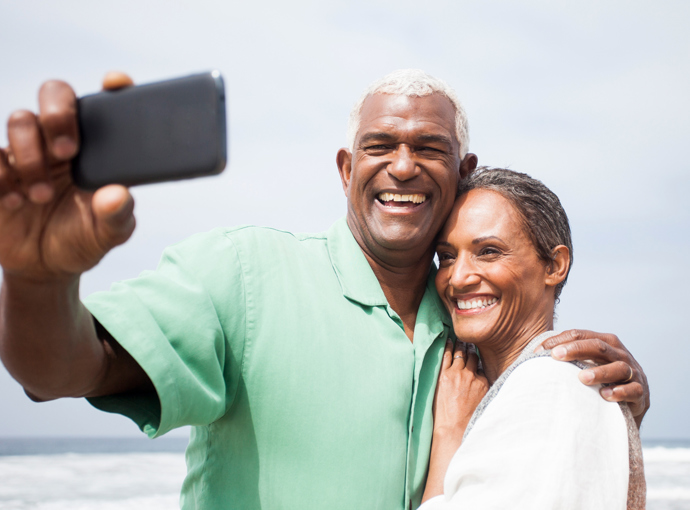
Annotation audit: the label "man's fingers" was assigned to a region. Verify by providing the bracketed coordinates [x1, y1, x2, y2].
[38, 80, 79, 163]
[600, 382, 645, 405]
[92, 185, 136, 248]
[549, 338, 617, 364]
[578, 361, 632, 386]
[6, 110, 53, 204]
[0, 149, 24, 210]
[544, 329, 649, 427]
[540, 329, 623, 351]
[102, 72, 134, 91]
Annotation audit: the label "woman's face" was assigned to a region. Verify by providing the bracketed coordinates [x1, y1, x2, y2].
[435, 189, 555, 345]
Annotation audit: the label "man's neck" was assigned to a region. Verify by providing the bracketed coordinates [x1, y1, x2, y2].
[361, 250, 433, 343]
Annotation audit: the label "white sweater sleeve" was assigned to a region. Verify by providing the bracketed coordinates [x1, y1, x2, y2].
[419, 357, 629, 510]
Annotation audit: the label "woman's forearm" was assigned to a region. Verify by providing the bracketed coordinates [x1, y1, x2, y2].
[422, 428, 464, 503]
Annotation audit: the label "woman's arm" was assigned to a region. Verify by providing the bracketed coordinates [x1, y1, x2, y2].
[422, 340, 488, 503]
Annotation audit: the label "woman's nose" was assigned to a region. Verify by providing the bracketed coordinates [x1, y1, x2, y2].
[387, 146, 420, 181]
[449, 256, 481, 290]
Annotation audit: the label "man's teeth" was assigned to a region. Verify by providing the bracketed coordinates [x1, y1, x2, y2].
[455, 297, 498, 310]
[378, 192, 426, 204]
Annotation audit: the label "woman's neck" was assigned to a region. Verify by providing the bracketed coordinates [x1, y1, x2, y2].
[478, 318, 553, 385]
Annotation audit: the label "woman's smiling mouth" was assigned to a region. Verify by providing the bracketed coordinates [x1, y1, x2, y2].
[453, 296, 499, 314]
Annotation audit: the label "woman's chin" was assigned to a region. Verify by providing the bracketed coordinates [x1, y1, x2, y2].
[450, 306, 500, 344]
[451, 324, 494, 345]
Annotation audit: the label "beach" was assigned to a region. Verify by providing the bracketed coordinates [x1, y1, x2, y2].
[0, 438, 688, 509]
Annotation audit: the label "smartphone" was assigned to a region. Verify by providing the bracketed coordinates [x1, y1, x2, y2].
[72, 71, 227, 190]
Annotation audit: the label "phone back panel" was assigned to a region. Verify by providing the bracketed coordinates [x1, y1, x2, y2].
[73, 72, 227, 189]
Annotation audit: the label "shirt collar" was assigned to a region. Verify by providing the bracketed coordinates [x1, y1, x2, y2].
[326, 218, 388, 307]
[326, 217, 452, 331]
[424, 264, 452, 329]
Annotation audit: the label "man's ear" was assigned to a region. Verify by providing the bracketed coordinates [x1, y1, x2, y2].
[459, 153, 478, 180]
[545, 245, 570, 287]
[336, 148, 352, 198]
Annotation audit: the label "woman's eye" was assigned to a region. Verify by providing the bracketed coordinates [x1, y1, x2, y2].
[479, 247, 501, 257]
[437, 252, 455, 264]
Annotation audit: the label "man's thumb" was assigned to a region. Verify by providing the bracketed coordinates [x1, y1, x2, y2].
[91, 185, 136, 249]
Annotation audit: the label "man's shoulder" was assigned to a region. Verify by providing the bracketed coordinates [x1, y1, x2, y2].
[219, 225, 328, 243]
[170, 224, 329, 253]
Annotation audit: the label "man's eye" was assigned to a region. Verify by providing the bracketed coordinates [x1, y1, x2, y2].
[365, 144, 392, 151]
[416, 146, 445, 156]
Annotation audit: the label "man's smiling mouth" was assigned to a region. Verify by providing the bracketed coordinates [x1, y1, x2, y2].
[376, 192, 427, 207]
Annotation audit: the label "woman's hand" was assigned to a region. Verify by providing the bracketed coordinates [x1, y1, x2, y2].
[538, 329, 649, 428]
[422, 340, 489, 503]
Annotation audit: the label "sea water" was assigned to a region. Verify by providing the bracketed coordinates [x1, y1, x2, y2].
[644, 440, 690, 510]
[0, 438, 688, 509]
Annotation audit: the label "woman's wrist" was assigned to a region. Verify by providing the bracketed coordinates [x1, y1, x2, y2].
[432, 424, 467, 443]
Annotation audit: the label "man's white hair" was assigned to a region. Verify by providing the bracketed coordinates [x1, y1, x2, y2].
[346, 69, 470, 158]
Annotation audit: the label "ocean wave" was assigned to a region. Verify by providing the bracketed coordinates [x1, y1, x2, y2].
[647, 487, 690, 501]
[0, 495, 179, 510]
[1, 449, 688, 507]
[644, 447, 690, 462]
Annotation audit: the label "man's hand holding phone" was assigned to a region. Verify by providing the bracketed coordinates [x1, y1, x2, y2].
[0, 73, 137, 284]
[0, 70, 226, 282]
[0, 72, 175, 402]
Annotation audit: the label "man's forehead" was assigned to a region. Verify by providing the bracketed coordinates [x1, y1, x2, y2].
[357, 93, 457, 140]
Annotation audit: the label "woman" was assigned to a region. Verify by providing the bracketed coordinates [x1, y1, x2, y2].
[420, 168, 645, 509]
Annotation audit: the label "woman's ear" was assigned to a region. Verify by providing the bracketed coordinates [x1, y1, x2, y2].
[545, 245, 570, 287]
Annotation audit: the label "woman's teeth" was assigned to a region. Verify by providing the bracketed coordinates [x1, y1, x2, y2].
[455, 297, 498, 310]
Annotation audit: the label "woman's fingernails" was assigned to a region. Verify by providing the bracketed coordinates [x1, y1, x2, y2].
[552, 346, 567, 360]
[601, 388, 614, 400]
[579, 370, 595, 384]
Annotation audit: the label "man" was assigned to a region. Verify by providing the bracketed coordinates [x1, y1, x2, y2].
[0, 69, 648, 509]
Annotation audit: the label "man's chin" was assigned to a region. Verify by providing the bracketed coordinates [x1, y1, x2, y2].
[371, 228, 435, 253]
[348, 213, 438, 259]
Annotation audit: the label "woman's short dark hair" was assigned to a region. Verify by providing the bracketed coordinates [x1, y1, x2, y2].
[456, 167, 573, 301]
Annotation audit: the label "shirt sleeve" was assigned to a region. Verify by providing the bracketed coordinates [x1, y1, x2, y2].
[85, 228, 247, 438]
[421, 357, 629, 510]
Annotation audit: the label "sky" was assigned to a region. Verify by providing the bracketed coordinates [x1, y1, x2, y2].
[0, 0, 688, 440]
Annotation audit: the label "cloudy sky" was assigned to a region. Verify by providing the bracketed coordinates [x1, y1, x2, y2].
[0, 0, 688, 440]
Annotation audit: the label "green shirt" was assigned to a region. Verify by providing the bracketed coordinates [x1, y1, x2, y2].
[85, 218, 452, 509]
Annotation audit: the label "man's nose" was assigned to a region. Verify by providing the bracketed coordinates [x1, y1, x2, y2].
[387, 145, 420, 181]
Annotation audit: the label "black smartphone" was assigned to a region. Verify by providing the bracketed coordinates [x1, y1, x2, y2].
[72, 71, 227, 190]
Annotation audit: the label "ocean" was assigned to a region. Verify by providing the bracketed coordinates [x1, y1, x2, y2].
[0, 438, 688, 509]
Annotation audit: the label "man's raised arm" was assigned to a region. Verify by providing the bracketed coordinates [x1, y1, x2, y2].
[0, 74, 151, 401]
